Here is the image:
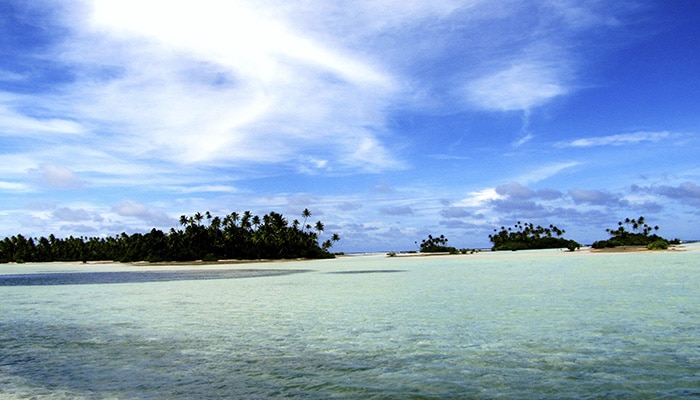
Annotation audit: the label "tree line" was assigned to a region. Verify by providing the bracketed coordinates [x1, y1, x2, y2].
[417, 216, 678, 253]
[0, 209, 339, 263]
[488, 221, 581, 251]
[591, 216, 679, 249]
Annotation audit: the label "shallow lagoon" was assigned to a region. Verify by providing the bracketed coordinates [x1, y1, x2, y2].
[1, 246, 699, 399]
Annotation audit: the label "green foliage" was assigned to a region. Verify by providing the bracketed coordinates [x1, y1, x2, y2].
[566, 240, 581, 252]
[647, 239, 669, 250]
[418, 234, 458, 253]
[489, 221, 580, 251]
[202, 253, 219, 262]
[0, 210, 340, 263]
[591, 216, 672, 249]
[459, 248, 480, 254]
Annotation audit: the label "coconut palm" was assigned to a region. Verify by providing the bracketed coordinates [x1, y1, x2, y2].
[302, 208, 312, 230]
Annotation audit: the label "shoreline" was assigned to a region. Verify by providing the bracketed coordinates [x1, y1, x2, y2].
[387, 244, 690, 257]
[0, 244, 696, 275]
[588, 245, 685, 253]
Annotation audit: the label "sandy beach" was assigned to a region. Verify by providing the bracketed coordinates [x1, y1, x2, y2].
[1, 243, 696, 276]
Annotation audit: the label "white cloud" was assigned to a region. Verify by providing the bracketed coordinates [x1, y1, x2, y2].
[495, 182, 535, 199]
[514, 161, 580, 184]
[53, 207, 91, 222]
[464, 62, 568, 111]
[559, 131, 671, 147]
[0, 181, 32, 193]
[0, 100, 85, 137]
[0, 154, 36, 175]
[653, 181, 700, 206]
[55, 0, 401, 171]
[568, 188, 628, 207]
[112, 200, 172, 225]
[380, 206, 414, 216]
[513, 133, 534, 147]
[29, 164, 83, 189]
[1, 0, 627, 184]
[440, 207, 472, 219]
[456, 188, 502, 208]
[170, 185, 239, 194]
[89, 0, 393, 87]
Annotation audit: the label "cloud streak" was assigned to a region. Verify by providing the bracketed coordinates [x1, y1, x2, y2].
[465, 62, 569, 111]
[558, 131, 671, 148]
[45, 0, 402, 172]
[18, 0, 624, 176]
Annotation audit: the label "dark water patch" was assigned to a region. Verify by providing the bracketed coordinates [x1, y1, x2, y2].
[0, 269, 311, 286]
[327, 270, 405, 274]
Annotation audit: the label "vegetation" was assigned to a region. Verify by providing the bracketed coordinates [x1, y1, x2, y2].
[459, 248, 481, 254]
[591, 216, 679, 249]
[489, 221, 581, 251]
[647, 239, 669, 250]
[0, 209, 339, 264]
[418, 234, 458, 253]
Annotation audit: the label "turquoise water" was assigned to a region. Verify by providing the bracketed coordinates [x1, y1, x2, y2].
[1, 246, 699, 399]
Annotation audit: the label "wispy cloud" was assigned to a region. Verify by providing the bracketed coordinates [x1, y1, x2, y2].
[111, 200, 173, 226]
[514, 161, 580, 184]
[169, 185, 239, 194]
[1, 0, 631, 185]
[558, 131, 671, 148]
[380, 206, 414, 216]
[0, 181, 32, 193]
[35, 2, 625, 166]
[440, 207, 472, 219]
[464, 62, 569, 112]
[636, 181, 700, 206]
[43, 0, 402, 172]
[53, 207, 102, 222]
[568, 188, 629, 207]
[455, 188, 502, 208]
[29, 164, 83, 189]
[0, 103, 85, 137]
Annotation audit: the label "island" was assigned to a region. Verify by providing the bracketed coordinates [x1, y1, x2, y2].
[591, 216, 680, 250]
[489, 222, 581, 251]
[0, 209, 339, 263]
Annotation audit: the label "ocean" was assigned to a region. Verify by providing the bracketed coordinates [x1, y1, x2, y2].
[1, 245, 698, 399]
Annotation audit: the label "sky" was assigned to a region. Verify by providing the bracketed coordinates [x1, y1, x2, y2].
[1, 1, 699, 252]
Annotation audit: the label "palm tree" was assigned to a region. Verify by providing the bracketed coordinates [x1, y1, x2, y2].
[210, 216, 221, 231]
[230, 212, 240, 227]
[252, 215, 261, 229]
[241, 211, 252, 230]
[302, 209, 312, 230]
[315, 221, 324, 234]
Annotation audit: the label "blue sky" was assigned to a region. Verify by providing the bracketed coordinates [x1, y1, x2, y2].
[1, 1, 699, 252]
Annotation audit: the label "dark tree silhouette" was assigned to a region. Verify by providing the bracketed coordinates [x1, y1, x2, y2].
[591, 216, 679, 249]
[489, 222, 580, 251]
[0, 210, 340, 264]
